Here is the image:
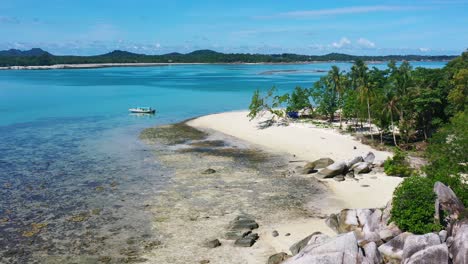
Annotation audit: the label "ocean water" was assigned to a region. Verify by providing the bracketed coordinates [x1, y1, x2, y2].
[0, 61, 446, 262]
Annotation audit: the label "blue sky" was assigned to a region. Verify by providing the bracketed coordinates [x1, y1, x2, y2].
[0, 0, 467, 55]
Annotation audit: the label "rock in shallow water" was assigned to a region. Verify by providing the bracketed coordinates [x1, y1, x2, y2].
[234, 232, 259, 247]
[272, 230, 279, 237]
[202, 168, 216, 174]
[225, 230, 252, 240]
[268, 252, 291, 264]
[203, 239, 221, 248]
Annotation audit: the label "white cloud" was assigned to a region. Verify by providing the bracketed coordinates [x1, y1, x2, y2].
[331, 37, 351, 48]
[419, 47, 430, 52]
[357, 38, 376, 48]
[267, 5, 421, 19]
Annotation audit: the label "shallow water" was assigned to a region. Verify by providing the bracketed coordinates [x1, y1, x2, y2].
[0, 62, 445, 262]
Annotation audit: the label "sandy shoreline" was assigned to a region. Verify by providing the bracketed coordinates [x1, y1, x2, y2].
[188, 111, 403, 209]
[0, 60, 450, 70]
[139, 111, 403, 263]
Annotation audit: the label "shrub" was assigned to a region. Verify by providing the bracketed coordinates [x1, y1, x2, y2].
[424, 110, 468, 206]
[384, 149, 415, 177]
[391, 176, 442, 234]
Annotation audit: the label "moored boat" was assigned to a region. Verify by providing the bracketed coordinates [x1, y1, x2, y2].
[128, 107, 156, 114]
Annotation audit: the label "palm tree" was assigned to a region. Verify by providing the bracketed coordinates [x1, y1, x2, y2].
[329, 66, 346, 128]
[382, 90, 399, 146]
[351, 60, 374, 140]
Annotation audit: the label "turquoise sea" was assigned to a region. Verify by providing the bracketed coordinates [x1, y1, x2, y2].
[0, 61, 445, 263]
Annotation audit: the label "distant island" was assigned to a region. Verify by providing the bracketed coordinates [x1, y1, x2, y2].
[0, 48, 458, 68]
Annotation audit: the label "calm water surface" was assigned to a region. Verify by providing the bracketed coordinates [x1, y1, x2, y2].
[0, 62, 445, 262]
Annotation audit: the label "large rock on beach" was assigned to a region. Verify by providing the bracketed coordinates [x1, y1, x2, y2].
[326, 209, 359, 234]
[363, 152, 376, 163]
[303, 158, 335, 174]
[404, 243, 449, 264]
[401, 233, 441, 261]
[318, 161, 347, 178]
[447, 219, 468, 264]
[312, 158, 335, 169]
[362, 242, 383, 264]
[434, 182, 465, 223]
[289, 232, 329, 256]
[351, 162, 372, 174]
[302, 162, 317, 174]
[346, 156, 364, 169]
[378, 232, 412, 263]
[284, 232, 359, 264]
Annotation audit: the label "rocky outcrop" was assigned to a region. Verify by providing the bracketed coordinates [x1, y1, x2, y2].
[278, 181, 465, 264]
[289, 232, 325, 255]
[434, 182, 465, 223]
[447, 219, 468, 264]
[401, 233, 441, 260]
[362, 242, 383, 264]
[378, 232, 412, 263]
[318, 161, 347, 178]
[284, 232, 359, 264]
[404, 244, 449, 264]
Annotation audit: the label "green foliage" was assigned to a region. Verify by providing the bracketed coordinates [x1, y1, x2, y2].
[248, 89, 264, 120]
[247, 87, 288, 121]
[310, 76, 338, 121]
[0, 49, 458, 67]
[448, 68, 468, 113]
[384, 149, 415, 177]
[286, 87, 311, 112]
[425, 110, 468, 206]
[391, 176, 442, 234]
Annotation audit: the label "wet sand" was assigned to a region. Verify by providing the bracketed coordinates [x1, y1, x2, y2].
[139, 123, 342, 263]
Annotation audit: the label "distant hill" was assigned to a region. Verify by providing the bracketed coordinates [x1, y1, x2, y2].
[0, 48, 458, 67]
[0, 48, 50, 57]
[99, 50, 143, 57]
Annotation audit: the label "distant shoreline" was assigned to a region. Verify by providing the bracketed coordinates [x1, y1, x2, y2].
[0, 60, 451, 70]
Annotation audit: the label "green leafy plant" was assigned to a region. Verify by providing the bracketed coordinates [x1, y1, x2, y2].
[286, 86, 312, 112]
[384, 149, 415, 177]
[424, 110, 468, 206]
[391, 176, 442, 234]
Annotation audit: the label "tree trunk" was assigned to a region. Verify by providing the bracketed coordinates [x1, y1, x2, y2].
[391, 111, 398, 146]
[367, 97, 373, 140]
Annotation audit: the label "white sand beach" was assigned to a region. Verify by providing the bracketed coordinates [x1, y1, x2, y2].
[188, 110, 403, 210]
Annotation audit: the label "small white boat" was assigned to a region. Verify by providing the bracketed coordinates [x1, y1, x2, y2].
[128, 107, 156, 114]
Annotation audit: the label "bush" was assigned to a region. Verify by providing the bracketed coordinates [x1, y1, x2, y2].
[424, 110, 468, 206]
[384, 149, 415, 177]
[391, 176, 442, 234]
